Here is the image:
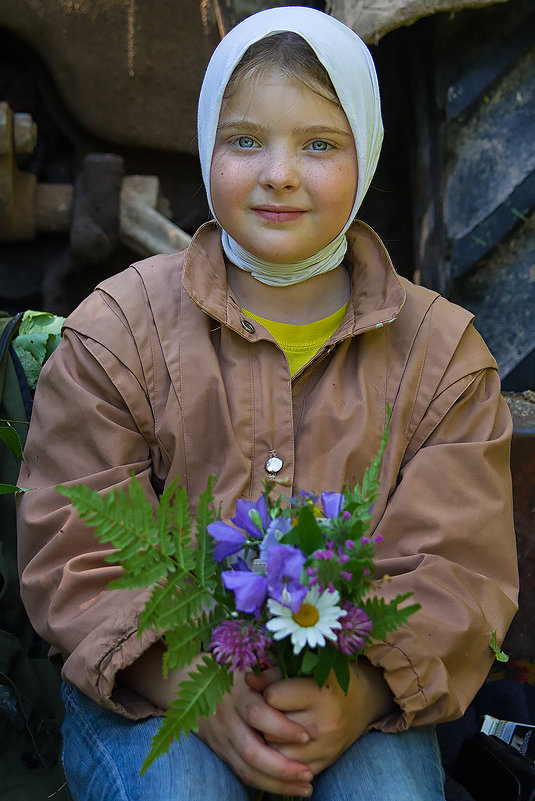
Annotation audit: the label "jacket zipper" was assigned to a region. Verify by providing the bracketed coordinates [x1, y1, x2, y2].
[292, 345, 332, 385]
[291, 310, 400, 386]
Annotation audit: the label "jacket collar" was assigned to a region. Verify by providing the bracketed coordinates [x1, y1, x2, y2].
[182, 220, 406, 340]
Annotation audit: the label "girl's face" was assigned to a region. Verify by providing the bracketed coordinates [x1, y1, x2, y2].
[210, 68, 358, 264]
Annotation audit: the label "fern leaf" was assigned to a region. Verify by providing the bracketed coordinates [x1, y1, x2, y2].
[138, 576, 211, 633]
[163, 607, 229, 673]
[58, 480, 173, 589]
[169, 485, 196, 572]
[363, 593, 421, 643]
[163, 626, 204, 674]
[140, 656, 233, 774]
[361, 406, 390, 500]
[344, 407, 391, 515]
[156, 478, 181, 558]
[193, 475, 217, 583]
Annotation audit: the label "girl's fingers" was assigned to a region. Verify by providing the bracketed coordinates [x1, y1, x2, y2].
[233, 727, 314, 794]
[241, 683, 311, 744]
[244, 667, 281, 692]
[264, 676, 319, 712]
[199, 713, 313, 796]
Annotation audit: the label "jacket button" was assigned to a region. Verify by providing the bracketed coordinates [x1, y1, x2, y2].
[241, 319, 255, 333]
[265, 455, 283, 474]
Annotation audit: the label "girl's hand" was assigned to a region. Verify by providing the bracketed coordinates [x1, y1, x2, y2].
[196, 669, 314, 797]
[253, 658, 395, 776]
[121, 645, 313, 794]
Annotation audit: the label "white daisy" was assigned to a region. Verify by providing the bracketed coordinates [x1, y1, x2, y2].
[266, 586, 347, 655]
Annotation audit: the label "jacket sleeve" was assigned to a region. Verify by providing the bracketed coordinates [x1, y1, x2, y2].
[16, 292, 166, 719]
[365, 321, 518, 732]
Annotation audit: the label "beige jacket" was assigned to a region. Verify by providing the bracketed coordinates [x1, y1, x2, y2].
[17, 221, 518, 730]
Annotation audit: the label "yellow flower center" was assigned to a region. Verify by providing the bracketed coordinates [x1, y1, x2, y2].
[292, 602, 319, 628]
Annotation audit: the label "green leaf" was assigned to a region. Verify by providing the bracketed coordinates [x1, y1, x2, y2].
[163, 608, 227, 674]
[140, 656, 233, 774]
[58, 477, 173, 589]
[299, 648, 319, 675]
[169, 485, 194, 570]
[362, 593, 420, 643]
[0, 483, 20, 494]
[12, 311, 65, 390]
[0, 422, 24, 460]
[156, 478, 181, 558]
[163, 624, 204, 675]
[313, 642, 337, 687]
[193, 474, 217, 584]
[490, 630, 509, 663]
[138, 575, 210, 633]
[291, 506, 324, 555]
[344, 406, 390, 517]
[13, 332, 47, 364]
[333, 648, 350, 694]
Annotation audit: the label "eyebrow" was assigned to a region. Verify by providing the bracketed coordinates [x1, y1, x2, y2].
[216, 120, 352, 139]
[216, 120, 262, 134]
[292, 124, 353, 139]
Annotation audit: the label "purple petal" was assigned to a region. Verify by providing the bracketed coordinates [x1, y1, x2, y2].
[207, 520, 245, 562]
[266, 544, 307, 612]
[259, 517, 292, 561]
[267, 544, 305, 583]
[231, 495, 268, 538]
[222, 570, 268, 613]
[266, 516, 292, 539]
[321, 491, 344, 519]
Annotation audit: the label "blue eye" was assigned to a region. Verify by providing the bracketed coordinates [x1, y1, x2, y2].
[309, 140, 330, 152]
[235, 136, 256, 148]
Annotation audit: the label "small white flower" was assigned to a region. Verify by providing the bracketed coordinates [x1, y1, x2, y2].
[266, 586, 347, 655]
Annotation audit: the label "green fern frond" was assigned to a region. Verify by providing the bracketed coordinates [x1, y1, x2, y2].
[138, 577, 211, 634]
[58, 480, 173, 588]
[140, 656, 233, 774]
[344, 406, 391, 515]
[363, 592, 420, 643]
[163, 625, 204, 675]
[163, 607, 227, 673]
[169, 485, 194, 570]
[156, 478, 181, 558]
[193, 475, 218, 583]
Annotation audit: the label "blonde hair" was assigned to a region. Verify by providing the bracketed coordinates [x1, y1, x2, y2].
[224, 32, 340, 106]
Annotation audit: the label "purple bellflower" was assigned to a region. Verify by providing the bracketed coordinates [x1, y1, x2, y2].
[321, 491, 344, 519]
[207, 520, 245, 562]
[259, 516, 292, 561]
[231, 495, 268, 538]
[266, 544, 307, 613]
[222, 569, 268, 614]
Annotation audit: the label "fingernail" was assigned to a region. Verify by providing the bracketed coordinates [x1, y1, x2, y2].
[300, 770, 313, 781]
[298, 731, 310, 743]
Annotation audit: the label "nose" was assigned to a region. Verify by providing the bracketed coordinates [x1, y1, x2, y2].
[259, 147, 300, 191]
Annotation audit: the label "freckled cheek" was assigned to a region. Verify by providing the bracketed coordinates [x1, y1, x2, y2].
[306, 167, 352, 207]
[212, 158, 256, 201]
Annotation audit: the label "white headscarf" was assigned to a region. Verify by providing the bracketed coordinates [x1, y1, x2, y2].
[197, 6, 383, 286]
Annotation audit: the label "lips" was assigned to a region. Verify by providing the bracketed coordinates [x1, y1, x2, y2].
[252, 206, 306, 223]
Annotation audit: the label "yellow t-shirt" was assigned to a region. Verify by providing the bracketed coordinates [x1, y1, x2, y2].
[242, 304, 347, 376]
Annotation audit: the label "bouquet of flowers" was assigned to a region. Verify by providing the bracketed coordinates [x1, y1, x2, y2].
[58, 416, 420, 778]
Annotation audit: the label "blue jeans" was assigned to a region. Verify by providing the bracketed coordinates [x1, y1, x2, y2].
[61, 683, 446, 801]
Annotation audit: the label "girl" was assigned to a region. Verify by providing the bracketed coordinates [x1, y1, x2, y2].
[17, 7, 518, 801]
